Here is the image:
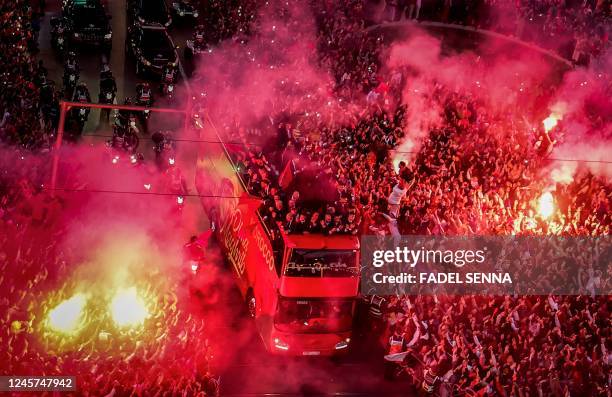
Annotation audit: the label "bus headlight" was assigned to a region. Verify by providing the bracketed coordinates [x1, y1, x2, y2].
[273, 338, 289, 351]
[335, 338, 350, 350]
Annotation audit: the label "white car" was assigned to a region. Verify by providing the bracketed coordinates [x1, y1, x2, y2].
[171, 1, 198, 19]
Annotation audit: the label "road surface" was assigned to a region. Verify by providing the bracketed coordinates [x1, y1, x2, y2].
[38, 2, 414, 395]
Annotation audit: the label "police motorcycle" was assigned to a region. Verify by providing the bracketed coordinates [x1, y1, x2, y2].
[71, 82, 91, 130]
[98, 64, 117, 121]
[109, 98, 140, 153]
[159, 63, 177, 100]
[50, 17, 68, 57]
[34, 61, 49, 88]
[152, 130, 176, 171]
[184, 25, 206, 59]
[135, 82, 153, 134]
[191, 93, 207, 129]
[39, 79, 56, 109]
[183, 234, 206, 277]
[114, 97, 132, 130]
[164, 161, 188, 214]
[35, 62, 55, 107]
[110, 115, 140, 153]
[182, 231, 219, 303]
[63, 52, 79, 98]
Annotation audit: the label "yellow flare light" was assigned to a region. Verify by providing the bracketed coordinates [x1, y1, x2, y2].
[110, 287, 149, 328]
[48, 294, 86, 334]
[538, 192, 554, 219]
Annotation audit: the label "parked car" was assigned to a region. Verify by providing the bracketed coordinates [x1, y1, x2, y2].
[62, 0, 112, 50]
[127, 0, 172, 27]
[170, 0, 199, 19]
[126, 24, 178, 77]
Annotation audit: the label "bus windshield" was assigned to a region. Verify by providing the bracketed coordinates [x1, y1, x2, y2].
[274, 298, 354, 334]
[284, 249, 358, 277]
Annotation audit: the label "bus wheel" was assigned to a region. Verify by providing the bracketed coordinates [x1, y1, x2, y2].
[246, 293, 256, 318]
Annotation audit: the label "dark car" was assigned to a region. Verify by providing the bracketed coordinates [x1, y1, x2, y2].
[126, 25, 178, 77]
[62, 0, 112, 49]
[128, 0, 172, 27]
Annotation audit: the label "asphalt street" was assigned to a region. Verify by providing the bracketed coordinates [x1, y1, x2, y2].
[37, 2, 413, 395]
[39, 0, 207, 240]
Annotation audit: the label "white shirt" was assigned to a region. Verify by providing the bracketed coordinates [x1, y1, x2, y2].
[388, 184, 407, 205]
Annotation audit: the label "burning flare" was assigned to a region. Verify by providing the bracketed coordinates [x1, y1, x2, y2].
[538, 191, 555, 219]
[542, 113, 561, 133]
[47, 294, 87, 334]
[110, 287, 149, 328]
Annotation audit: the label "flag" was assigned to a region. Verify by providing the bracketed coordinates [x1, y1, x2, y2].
[278, 160, 295, 189]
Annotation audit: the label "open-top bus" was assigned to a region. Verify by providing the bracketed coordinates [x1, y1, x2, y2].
[194, 115, 360, 356]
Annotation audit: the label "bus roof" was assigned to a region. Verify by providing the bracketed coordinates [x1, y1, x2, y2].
[282, 233, 359, 250]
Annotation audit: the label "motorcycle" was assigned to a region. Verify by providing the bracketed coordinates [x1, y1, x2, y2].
[63, 70, 79, 99]
[152, 131, 176, 170]
[165, 164, 188, 216]
[99, 88, 115, 104]
[50, 18, 67, 57]
[110, 117, 140, 153]
[163, 82, 175, 100]
[98, 79, 116, 122]
[135, 84, 153, 134]
[39, 79, 56, 108]
[160, 71, 176, 100]
[184, 37, 205, 60]
[107, 150, 145, 168]
[72, 99, 89, 131]
[72, 87, 90, 130]
[191, 98, 207, 129]
[184, 235, 206, 277]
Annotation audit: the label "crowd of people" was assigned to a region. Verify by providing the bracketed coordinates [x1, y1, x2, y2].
[383, 294, 610, 395]
[513, 0, 609, 65]
[199, 1, 610, 396]
[195, 0, 259, 45]
[0, 0, 610, 395]
[0, 0, 59, 150]
[376, 0, 610, 66]
[0, 3, 218, 394]
[0, 149, 220, 396]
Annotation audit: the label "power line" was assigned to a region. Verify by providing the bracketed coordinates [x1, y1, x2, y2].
[81, 133, 263, 147]
[43, 187, 244, 199]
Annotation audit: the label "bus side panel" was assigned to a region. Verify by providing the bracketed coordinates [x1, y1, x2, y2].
[195, 126, 280, 320]
[195, 135, 250, 296]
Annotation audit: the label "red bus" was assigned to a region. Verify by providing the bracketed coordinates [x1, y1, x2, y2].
[194, 115, 360, 356]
